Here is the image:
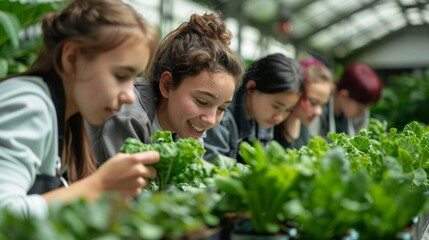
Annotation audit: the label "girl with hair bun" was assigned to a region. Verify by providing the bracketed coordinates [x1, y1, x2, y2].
[274, 58, 335, 149]
[203, 53, 304, 163]
[308, 63, 383, 138]
[90, 12, 245, 164]
[0, 0, 159, 217]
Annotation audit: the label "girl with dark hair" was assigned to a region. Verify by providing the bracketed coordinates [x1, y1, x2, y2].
[203, 53, 304, 162]
[88, 12, 245, 164]
[274, 58, 334, 149]
[0, 0, 160, 218]
[308, 63, 383, 138]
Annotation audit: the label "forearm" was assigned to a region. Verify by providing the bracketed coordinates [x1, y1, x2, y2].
[43, 151, 159, 204]
[42, 175, 103, 203]
[282, 114, 301, 142]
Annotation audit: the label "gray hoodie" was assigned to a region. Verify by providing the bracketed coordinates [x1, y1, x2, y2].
[86, 79, 156, 165]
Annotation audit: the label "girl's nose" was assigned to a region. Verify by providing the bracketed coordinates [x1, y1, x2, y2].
[314, 105, 322, 116]
[119, 82, 135, 105]
[200, 108, 217, 126]
[273, 112, 287, 124]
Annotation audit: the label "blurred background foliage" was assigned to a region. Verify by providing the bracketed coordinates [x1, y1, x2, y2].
[372, 70, 429, 130]
[0, 0, 61, 77]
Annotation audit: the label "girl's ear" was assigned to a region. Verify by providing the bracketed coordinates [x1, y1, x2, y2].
[338, 89, 349, 99]
[246, 80, 256, 92]
[61, 42, 79, 78]
[159, 71, 174, 98]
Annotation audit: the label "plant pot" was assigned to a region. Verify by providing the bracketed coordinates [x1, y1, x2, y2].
[229, 218, 289, 240]
[230, 232, 289, 240]
[184, 226, 222, 240]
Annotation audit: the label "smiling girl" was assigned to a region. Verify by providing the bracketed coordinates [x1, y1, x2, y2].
[89, 12, 244, 164]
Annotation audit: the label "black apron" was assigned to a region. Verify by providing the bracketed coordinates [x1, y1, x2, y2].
[27, 75, 67, 194]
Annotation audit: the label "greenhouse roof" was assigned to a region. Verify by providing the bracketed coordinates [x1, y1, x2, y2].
[191, 0, 429, 60]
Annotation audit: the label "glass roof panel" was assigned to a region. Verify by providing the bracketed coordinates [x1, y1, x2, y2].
[125, 0, 160, 25]
[278, 0, 302, 9]
[308, 29, 337, 50]
[173, 0, 212, 22]
[375, 1, 406, 30]
[348, 34, 371, 50]
[351, 9, 380, 29]
[406, 8, 424, 25]
[326, 0, 361, 15]
[367, 23, 389, 40]
[224, 18, 239, 50]
[389, 16, 408, 30]
[400, 0, 417, 6]
[330, 20, 360, 41]
[291, 16, 314, 38]
[188, 0, 428, 59]
[296, 1, 334, 28]
[241, 26, 262, 59]
[309, 0, 337, 26]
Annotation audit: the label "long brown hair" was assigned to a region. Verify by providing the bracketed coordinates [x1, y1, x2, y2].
[5, 0, 158, 182]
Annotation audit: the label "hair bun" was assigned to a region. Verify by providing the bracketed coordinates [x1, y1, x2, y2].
[187, 12, 232, 45]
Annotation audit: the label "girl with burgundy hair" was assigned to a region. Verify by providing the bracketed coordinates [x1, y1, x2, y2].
[308, 63, 383, 139]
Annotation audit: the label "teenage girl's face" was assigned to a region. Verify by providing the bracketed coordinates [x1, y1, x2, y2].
[72, 36, 150, 126]
[158, 71, 236, 139]
[295, 82, 331, 125]
[249, 87, 301, 129]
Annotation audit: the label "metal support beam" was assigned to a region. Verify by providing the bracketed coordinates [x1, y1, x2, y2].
[160, 0, 174, 38]
[395, 0, 412, 26]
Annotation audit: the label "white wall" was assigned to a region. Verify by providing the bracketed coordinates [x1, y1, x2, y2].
[352, 26, 429, 69]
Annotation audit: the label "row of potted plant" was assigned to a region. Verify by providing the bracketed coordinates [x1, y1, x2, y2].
[1, 120, 429, 239]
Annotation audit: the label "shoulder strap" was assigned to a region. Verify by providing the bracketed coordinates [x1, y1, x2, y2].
[41, 77, 66, 157]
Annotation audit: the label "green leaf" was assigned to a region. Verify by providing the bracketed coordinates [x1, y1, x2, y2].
[403, 121, 423, 138]
[0, 58, 7, 78]
[214, 176, 246, 197]
[306, 136, 328, 158]
[351, 135, 371, 152]
[0, 10, 20, 48]
[412, 168, 428, 186]
[120, 131, 204, 191]
[150, 130, 173, 143]
[397, 148, 413, 172]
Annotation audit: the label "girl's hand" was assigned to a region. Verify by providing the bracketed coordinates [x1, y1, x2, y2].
[94, 151, 159, 197]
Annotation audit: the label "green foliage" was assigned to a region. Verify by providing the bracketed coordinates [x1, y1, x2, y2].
[372, 71, 429, 129]
[214, 140, 300, 234]
[2, 123, 429, 239]
[0, 190, 220, 240]
[0, 1, 60, 77]
[120, 131, 206, 191]
[214, 119, 428, 239]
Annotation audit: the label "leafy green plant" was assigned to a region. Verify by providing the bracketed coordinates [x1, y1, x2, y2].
[214, 140, 301, 234]
[214, 119, 429, 239]
[329, 119, 429, 186]
[0, 190, 220, 240]
[120, 130, 206, 191]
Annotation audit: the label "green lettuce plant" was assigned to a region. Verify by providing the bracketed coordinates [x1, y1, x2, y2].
[120, 130, 206, 191]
